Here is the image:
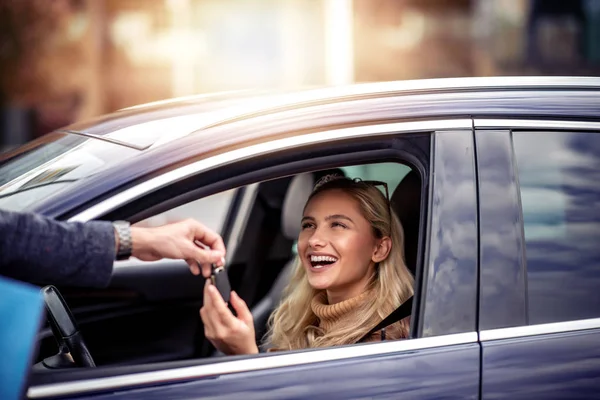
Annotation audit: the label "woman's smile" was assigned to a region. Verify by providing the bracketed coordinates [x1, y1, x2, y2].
[307, 253, 339, 272]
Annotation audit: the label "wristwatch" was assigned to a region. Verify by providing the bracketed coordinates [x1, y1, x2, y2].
[112, 220, 132, 261]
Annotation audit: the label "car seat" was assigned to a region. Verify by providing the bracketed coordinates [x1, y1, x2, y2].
[250, 172, 313, 341]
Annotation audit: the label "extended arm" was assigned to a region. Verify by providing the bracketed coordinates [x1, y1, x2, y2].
[0, 210, 226, 288]
[0, 209, 115, 287]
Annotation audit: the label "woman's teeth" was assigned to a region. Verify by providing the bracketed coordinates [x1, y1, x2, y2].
[310, 255, 338, 268]
[311, 255, 337, 262]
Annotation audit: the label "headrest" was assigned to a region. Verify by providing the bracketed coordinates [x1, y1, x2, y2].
[391, 170, 420, 217]
[281, 173, 315, 239]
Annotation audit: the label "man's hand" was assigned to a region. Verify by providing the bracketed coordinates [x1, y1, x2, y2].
[130, 219, 225, 278]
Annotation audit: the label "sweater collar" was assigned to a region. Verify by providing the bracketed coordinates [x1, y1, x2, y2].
[311, 289, 373, 332]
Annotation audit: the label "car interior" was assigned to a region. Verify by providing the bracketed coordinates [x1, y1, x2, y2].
[29, 157, 426, 386]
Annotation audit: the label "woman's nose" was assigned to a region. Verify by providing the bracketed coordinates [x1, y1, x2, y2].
[308, 228, 327, 248]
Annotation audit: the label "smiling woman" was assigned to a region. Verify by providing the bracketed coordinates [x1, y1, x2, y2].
[267, 175, 414, 350]
[199, 174, 414, 355]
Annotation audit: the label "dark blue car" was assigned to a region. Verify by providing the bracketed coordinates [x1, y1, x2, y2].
[2, 77, 600, 399]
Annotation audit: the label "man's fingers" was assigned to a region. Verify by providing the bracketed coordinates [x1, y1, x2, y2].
[230, 291, 253, 325]
[186, 245, 224, 277]
[189, 220, 226, 256]
[186, 259, 201, 275]
[189, 244, 224, 265]
[201, 263, 212, 279]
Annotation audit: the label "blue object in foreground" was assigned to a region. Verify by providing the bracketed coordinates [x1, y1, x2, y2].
[0, 277, 44, 400]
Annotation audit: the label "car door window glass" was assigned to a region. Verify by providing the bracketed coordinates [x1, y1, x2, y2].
[513, 131, 600, 325]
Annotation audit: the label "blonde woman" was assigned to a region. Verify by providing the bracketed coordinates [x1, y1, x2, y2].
[199, 175, 414, 355]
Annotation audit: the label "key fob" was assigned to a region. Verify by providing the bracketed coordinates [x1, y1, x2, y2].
[210, 264, 231, 303]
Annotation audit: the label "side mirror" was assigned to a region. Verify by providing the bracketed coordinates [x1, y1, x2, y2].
[41, 286, 78, 339]
[40, 286, 95, 368]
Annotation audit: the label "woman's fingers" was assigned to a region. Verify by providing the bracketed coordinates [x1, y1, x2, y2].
[200, 279, 215, 335]
[200, 279, 236, 333]
[230, 291, 253, 326]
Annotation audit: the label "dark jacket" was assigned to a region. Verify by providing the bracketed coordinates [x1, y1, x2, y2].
[0, 210, 115, 287]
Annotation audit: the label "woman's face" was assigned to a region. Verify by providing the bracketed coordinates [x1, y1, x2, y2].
[298, 188, 389, 303]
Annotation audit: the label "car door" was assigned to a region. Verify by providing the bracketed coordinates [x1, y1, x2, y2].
[28, 122, 481, 400]
[476, 121, 600, 399]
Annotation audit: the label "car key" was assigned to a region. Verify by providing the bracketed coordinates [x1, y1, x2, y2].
[210, 263, 231, 304]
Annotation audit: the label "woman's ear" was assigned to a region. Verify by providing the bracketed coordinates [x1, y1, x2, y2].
[372, 236, 392, 263]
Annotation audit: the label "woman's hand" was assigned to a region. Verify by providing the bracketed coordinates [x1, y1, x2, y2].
[200, 280, 259, 355]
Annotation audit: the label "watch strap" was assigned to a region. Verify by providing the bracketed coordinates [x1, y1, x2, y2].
[112, 221, 132, 260]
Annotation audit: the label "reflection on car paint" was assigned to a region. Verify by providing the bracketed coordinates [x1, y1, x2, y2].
[482, 330, 600, 399]
[71, 344, 480, 400]
[476, 130, 527, 330]
[422, 130, 478, 337]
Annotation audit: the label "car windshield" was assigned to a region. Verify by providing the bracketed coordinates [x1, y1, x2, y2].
[0, 132, 139, 212]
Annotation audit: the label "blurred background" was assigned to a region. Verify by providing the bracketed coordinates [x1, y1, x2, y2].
[1, 0, 600, 151]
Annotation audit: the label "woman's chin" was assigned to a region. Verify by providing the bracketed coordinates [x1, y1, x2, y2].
[307, 275, 333, 290]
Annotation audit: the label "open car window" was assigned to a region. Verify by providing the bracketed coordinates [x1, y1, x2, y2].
[341, 162, 412, 191]
[134, 189, 237, 233]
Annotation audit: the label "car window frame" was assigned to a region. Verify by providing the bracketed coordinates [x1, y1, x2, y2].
[28, 119, 479, 399]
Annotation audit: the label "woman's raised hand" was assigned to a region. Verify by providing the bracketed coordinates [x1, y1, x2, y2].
[199, 280, 259, 355]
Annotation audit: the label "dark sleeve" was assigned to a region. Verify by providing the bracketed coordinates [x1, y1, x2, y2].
[0, 209, 116, 287]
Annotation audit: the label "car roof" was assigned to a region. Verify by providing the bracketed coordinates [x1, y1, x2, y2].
[62, 76, 600, 150]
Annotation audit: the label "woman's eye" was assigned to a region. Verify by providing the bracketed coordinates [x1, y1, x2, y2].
[331, 221, 347, 229]
[301, 222, 314, 230]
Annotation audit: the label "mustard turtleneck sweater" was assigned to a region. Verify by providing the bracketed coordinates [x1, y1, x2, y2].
[310, 290, 372, 333]
[310, 289, 407, 344]
[266, 289, 408, 352]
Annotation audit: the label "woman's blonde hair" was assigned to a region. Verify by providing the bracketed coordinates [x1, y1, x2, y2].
[265, 176, 414, 350]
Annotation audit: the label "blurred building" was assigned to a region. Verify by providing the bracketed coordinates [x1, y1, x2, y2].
[2, 0, 600, 150]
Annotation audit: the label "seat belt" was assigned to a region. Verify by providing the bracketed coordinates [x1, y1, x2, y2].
[357, 296, 413, 343]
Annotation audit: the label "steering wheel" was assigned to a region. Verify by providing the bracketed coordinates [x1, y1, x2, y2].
[41, 286, 96, 368]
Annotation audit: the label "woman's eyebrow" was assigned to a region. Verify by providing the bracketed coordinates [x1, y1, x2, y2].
[301, 216, 315, 223]
[325, 214, 354, 223]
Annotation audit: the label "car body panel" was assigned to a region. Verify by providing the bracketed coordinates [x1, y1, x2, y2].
[420, 130, 478, 337]
[29, 333, 479, 399]
[481, 328, 600, 399]
[475, 129, 527, 330]
[65, 343, 480, 400]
